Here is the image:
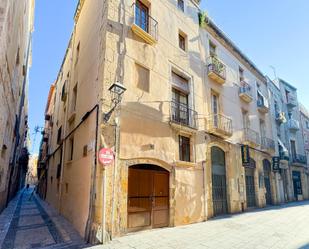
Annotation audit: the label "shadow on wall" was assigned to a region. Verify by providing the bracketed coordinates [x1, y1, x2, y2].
[174, 171, 204, 224]
[120, 101, 171, 136]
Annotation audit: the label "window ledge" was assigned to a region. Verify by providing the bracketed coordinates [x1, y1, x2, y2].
[175, 161, 196, 168]
[132, 24, 157, 45]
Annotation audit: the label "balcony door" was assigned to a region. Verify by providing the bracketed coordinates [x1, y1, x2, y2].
[135, 0, 149, 32]
[212, 93, 219, 127]
[172, 88, 189, 125]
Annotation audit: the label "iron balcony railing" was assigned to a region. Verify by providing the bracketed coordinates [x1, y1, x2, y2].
[239, 81, 252, 95]
[206, 56, 226, 81]
[243, 128, 260, 145]
[239, 81, 253, 102]
[292, 154, 307, 165]
[261, 137, 275, 151]
[133, 3, 158, 41]
[206, 113, 233, 136]
[170, 101, 197, 129]
[287, 119, 300, 131]
[286, 93, 297, 107]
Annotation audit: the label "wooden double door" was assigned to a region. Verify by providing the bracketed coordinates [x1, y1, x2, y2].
[128, 165, 169, 231]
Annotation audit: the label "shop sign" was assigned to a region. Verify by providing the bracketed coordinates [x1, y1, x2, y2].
[241, 145, 250, 167]
[98, 148, 114, 166]
[272, 157, 280, 171]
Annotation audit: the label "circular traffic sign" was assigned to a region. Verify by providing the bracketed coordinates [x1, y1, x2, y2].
[98, 148, 114, 165]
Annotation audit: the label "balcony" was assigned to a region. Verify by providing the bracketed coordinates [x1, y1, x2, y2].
[261, 137, 275, 152]
[239, 81, 253, 103]
[170, 101, 197, 131]
[207, 56, 226, 84]
[286, 93, 297, 108]
[206, 114, 232, 138]
[279, 151, 289, 162]
[287, 119, 300, 132]
[242, 128, 260, 147]
[257, 96, 269, 113]
[131, 3, 158, 45]
[292, 154, 307, 165]
[275, 111, 286, 124]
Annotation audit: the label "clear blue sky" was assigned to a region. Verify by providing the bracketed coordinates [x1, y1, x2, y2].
[28, 0, 309, 154]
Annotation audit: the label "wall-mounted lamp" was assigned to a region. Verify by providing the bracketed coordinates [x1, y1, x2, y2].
[103, 82, 126, 123]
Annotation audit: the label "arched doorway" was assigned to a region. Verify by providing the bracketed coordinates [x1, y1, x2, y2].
[245, 159, 256, 208]
[263, 159, 272, 205]
[127, 164, 169, 231]
[211, 146, 228, 216]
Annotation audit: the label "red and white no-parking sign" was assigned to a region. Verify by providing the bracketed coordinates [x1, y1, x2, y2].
[98, 148, 114, 165]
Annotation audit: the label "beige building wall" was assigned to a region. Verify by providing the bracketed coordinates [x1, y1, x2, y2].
[40, 0, 284, 244]
[0, 0, 34, 212]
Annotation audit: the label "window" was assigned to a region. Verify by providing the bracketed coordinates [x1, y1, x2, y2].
[57, 126, 62, 145]
[285, 90, 290, 102]
[68, 137, 74, 161]
[177, 0, 184, 12]
[179, 32, 186, 51]
[172, 88, 189, 125]
[209, 41, 216, 57]
[135, 63, 150, 92]
[256, 82, 261, 89]
[239, 67, 244, 82]
[1, 145, 7, 159]
[135, 0, 149, 32]
[211, 92, 220, 127]
[179, 135, 190, 162]
[61, 81, 67, 102]
[75, 42, 80, 65]
[274, 101, 279, 114]
[211, 92, 219, 115]
[306, 120, 309, 129]
[57, 164, 61, 179]
[288, 112, 292, 119]
[71, 84, 78, 113]
[260, 120, 266, 137]
[291, 140, 296, 159]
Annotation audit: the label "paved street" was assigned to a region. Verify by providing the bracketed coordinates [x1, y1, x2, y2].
[0, 188, 87, 249]
[93, 202, 309, 249]
[2, 190, 309, 249]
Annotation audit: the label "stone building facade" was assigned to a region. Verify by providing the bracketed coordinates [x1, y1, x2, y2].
[0, 0, 34, 212]
[37, 0, 309, 245]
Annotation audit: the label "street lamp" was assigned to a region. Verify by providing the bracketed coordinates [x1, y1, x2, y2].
[109, 81, 126, 104]
[103, 82, 126, 123]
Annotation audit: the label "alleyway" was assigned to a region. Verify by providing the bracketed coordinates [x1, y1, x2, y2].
[91, 201, 309, 249]
[0, 188, 87, 249]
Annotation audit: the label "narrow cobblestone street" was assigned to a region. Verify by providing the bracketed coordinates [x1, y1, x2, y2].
[91, 201, 309, 249]
[0, 188, 87, 249]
